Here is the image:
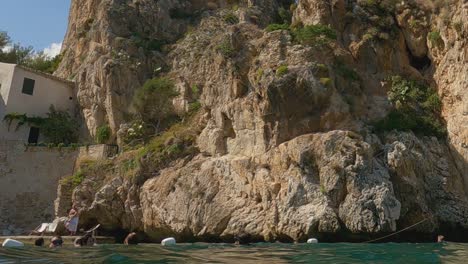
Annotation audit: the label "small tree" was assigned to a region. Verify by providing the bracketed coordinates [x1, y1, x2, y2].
[41, 105, 79, 144]
[0, 43, 34, 65]
[277, 7, 292, 24]
[0, 31, 62, 73]
[132, 77, 179, 132]
[374, 76, 446, 138]
[96, 125, 111, 144]
[25, 53, 63, 74]
[0, 31, 9, 49]
[292, 24, 337, 47]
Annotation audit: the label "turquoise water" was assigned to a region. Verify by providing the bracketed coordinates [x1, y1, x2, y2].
[0, 243, 467, 263]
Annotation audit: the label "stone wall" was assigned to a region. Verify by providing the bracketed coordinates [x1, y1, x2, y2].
[54, 180, 75, 219]
[78, 144, 118, 159]
[0, 141, 116, 235]
[0, 140, 79, 235]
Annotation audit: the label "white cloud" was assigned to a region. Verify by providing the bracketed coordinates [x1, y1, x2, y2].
[1, 45, 12, 53]
[43, 42, 62, 58]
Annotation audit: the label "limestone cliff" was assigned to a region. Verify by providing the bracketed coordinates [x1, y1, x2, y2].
[56, 0, 467, 242]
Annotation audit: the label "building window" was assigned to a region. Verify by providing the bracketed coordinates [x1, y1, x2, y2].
[28, 127, 40, 144]
[22, 78, 35, 95]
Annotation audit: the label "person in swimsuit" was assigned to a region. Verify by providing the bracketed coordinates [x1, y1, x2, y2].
[65, 204, 79, 236]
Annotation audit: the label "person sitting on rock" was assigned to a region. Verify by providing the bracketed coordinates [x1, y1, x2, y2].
[65, 204, 79, 236]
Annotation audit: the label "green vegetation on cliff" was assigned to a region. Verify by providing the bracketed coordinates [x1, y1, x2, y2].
[136, 117, 200, 172]
[276, 65, 289, 77]
[132, 77, 179, 131]
[62, 170, 85, 188]
[61, 158, 113, 187]
[118, 76, 202, 178]
[292, 24, 337, 46]
[374, 76, 446, 138]
[264, 23, 337, 47]
[216, 39, 236, 58]
[223, 12, 239, 24]
[428, 30, 443, 47]
[74, 109, 203, 186]
[266, 23, 290, 32]
[96, 125, 112, 144]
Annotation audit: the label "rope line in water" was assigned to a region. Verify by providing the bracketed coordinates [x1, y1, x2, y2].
[363, 218, 428, 243]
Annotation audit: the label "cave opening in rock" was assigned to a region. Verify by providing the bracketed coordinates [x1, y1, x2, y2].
[222, 113, 236, 139]
[407, 46, 431, 72]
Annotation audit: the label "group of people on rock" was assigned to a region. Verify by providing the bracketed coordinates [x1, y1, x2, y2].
[29, 204, 94, 248]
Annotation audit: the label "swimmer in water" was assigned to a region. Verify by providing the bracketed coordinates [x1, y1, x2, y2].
[74, 232, 96, 247]
[34, 237, 44, 247]
[124, 232, 138, 245]
[49, 236, 63, 248]
[234, 233, 251, 245]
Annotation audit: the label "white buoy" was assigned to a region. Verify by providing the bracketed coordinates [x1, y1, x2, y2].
[2, 239, 24, 248]
[307, 238, 318, 244]
[161, 237, 176, 246]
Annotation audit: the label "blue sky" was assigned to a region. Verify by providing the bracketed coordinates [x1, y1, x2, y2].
[0, 0, 71, 55]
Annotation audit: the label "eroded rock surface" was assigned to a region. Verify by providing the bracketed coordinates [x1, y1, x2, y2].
[141, 131, 402, 241]
[57, 0, 468, 242]
[72, 130, 468, 241]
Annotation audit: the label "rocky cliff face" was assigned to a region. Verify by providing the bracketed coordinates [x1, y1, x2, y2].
[56, 0, 468, 242]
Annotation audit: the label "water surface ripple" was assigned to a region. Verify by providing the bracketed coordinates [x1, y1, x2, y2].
[0, 242, 466, 263]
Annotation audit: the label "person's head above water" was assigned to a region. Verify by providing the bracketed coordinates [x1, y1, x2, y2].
[74, 233, 95, 247]
[50, 236, 63, 248]
[437, 235, 445, 243]
[34, 237, 44, 247]
[124, 232, 138, 245]
[234, 233, 251, 245]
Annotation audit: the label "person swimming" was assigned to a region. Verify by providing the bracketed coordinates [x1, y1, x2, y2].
[437, 235, 445, 243]
[74, 233, 96, 247]
[34, 238, 44, 247]
[124, 232, 138, 245]
[234, 233, 251, 245]
[49, 236, 63, 248]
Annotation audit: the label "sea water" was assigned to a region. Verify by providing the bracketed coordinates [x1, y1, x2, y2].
[0, 242, 466, 263]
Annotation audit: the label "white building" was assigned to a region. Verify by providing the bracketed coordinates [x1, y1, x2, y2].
[0, 62, 75, 143]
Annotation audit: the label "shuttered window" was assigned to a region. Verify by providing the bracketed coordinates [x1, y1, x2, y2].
[22, 78, 35, 95]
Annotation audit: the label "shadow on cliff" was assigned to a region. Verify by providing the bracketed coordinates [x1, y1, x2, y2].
[446, 129, 468, 196]
[0, 94, 6, 125]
